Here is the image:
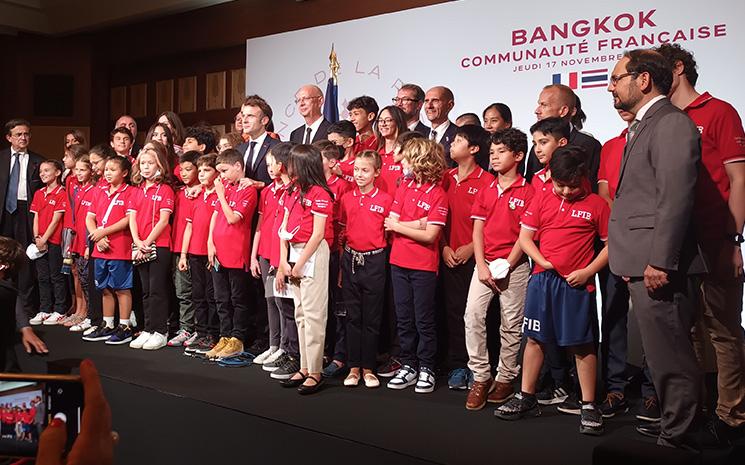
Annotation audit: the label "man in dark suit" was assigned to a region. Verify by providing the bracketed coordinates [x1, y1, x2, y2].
[115, 114, 142, 156]
[608, 50, 705, 448]
[289, 85, 331, 144]
[1, 119, 45, 323]
[524, 85, 601, 190]
[235, 95, 279, 189]
[394, 83, 430, 136]
[424, 86, 458, 166]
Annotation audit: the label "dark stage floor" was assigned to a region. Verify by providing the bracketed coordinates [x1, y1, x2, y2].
[13, 327, 742, 465]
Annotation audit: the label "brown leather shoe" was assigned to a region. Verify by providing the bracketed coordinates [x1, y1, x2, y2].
[487, 380, 514, 404]
[465, 379, 494, 411]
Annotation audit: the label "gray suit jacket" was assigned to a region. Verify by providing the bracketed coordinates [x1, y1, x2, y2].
[608, 98, 706, 277]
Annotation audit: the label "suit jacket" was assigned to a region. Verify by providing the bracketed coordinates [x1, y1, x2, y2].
[430, 122, 459, 167]
[0, 148, 45, 231]
[289, 118, 332, 144]
[525, 127, 602, 191]
[608, 98, 706, 277]
[236, 135, 280, 186]
[413, 121, 430, 137]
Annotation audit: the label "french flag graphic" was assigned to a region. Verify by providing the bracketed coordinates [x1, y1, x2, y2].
[552, 68, 608, 89]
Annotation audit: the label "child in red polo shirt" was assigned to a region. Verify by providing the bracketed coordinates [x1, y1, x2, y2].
[339, 150, 393, 388]
[29, 159, 68, 326]
[441, 124, 493, 391]
[529, 117, 570, 198]
[496, 146, 610, 436]
[206, 148, 258, 360]
[384, 138, 448, 393]
[83, 156, 136, 343]
[376, 130, 424, 196]
[249, 142, 295, 367]
[315, 139, 352, 378]
[180, 154, 221, 356]
[327, 120, 356, 183]
[275, 144, 334, 394]
[464, 128, 534, 410]
[168, 151, 200, 347]
[348, 96, 378, 155]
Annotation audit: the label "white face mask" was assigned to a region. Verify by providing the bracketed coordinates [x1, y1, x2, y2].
[278, 224, 300, 241]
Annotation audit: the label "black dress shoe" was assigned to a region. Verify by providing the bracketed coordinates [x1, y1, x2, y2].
[298, 375, 324, 395]
[636, 422, 661, 438]
[280, 373, 306, 388]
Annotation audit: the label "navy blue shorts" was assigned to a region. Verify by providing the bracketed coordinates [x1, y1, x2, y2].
[523, 270, 597, 347]
[94, 259, 133, 291]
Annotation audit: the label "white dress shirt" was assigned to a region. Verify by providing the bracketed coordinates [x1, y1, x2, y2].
[10, 150, 29, 201]
[244, 131, 268, 170]
[303, 116, 324, 143]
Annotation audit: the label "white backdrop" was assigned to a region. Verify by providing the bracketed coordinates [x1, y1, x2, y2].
[247, 0, 745, 329]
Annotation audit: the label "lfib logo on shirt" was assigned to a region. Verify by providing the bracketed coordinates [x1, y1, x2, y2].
[417, 200, 431, 211]
[113, 199, 125, 206]
[49, 199, 57, 206]
[571, 209, 592, 220]
[81, 199, 92, 208]
[509, 197, 525, 209]
[467, 187, 480, 195]
[370, 204, 385, 214]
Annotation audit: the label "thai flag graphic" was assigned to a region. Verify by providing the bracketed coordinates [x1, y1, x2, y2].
[552, 68, 608, 89]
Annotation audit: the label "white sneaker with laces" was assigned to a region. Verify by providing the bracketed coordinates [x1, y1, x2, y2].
[29, 312, 50, 325]
[42, 312, 65, 325]
[129, 312, 137, 328]
[386, 365, 418, 390]
[82, 325, 98, 336]
[129, 331, 152, 349]
[414, 368, 436, 394]
[262, 348, 285, 365]
[167, 330, 192, 347]
[253, 347, 278, 365]
[143, 332, 167, 350]
[70, 318, 91, 332]
[184, 332, 199, 347]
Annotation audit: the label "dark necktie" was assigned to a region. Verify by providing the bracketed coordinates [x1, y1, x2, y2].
[626, 120, 640, 142]
[430, 129, 437, 141]
[248, 141, 258, 171]
[304, 127, 312, 144]
[6, 153, 20, 214]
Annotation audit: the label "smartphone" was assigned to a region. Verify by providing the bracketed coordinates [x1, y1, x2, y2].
[0, 373, 83, 457]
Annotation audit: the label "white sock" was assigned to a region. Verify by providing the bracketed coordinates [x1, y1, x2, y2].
[103, 316, 114, 328]
[120, 319, 130, 327]
[270, 345, 279, 352]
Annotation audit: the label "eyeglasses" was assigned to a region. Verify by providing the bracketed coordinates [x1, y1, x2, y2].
[392, 97, 418, 104]
[609, 72, 638, 85]
[377, 118, 394, 126]
[294, 96, 321, 104]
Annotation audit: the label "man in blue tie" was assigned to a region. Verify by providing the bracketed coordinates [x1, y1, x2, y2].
[1, 119, 47, 347]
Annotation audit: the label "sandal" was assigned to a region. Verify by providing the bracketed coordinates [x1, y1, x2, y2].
[298, 375, 324, 395]
[280, 372, 307, 388]
[363, 373, 380, 388]
[344, 372, 361, 387]
[64, 314, 85, 327]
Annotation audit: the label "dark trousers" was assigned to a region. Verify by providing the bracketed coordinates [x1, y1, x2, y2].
[342, 249, 386, 369]
[325, 251, 346, 361]
[391, 265, 437, 370]
[135, 247, 172, 334]
[212, 266, 250, 342]
[628, 274, 701, 447]
[258, 257, 282, 347]
[189, 255, 218, 338]
[441, 257, 475, 368]
[36, 243, 68, 313]
[277, 293, 299, 358]
[2, 202, 36, 319]
[379, 254, 400, 359]
[601, 270, 656, 398]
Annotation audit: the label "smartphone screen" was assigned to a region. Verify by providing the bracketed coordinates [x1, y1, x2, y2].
[0, 378, 83, 456]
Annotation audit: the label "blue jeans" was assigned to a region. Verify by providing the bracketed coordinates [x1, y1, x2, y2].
[391, 265, 437, 370]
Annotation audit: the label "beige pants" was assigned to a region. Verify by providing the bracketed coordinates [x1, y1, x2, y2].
[291, 240, 330, 374]
[465, 260, 530, 383]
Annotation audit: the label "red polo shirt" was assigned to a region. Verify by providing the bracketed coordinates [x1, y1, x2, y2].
[531, 168, 553, 197]
[88, 184, 135, 260]
[327, 175, 351, 250]
[186, 190, 218, 256]
[283, 184, 334, 245]
[442, 166, 494, 251]
[597, 130, 627, 200]
[389, 180, 448, 272]
[257, 180, 288, 260]
[72, 184, 96, 255]
[212, 183, 257, 269]
[353, 133, 377, 155]
[271, 189, 290, 267]
[129, 182, 175, 248]
[377, 154, 403, 196]
[95, 178, 110, 190]
[471, 175, 534, 261]
[30, 185, 67, 245]
[338, 158, 355, 183]
[684, 92, 745, 240]
[171, 187, 195, 254]
[521, 188, 609, 288]
[340, 186, 393, 251]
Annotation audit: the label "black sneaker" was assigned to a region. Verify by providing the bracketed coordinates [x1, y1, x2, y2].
[579, 403, 604, 435]
[82, 325, 116, 342]
[598, 391, 629, 418]
[270, 355, 300, 380]
[263, 352, 289, 372]
[185, 335, 216, 354]
[635, 396, 661, 422]
[557, 391, 582, 415]
[494, 393, 541, 420]
[105, 325, 133, 345]
[377, 357, 402, 378]
[536, 385, 569, 405]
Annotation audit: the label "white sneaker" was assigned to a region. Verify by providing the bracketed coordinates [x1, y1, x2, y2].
[253, 347, 278, 365]
[82, 325, 98, 336]
[167, 329, 192, 347]
[386, 365, 418, 390]
[70, 318, 91, 332]
[129, 312, 137, 328]
[184, 332, 199, 347]
[42, 312, 65, 325]
[29, 312, 50, 325]
[414, 367, 436, 394]
[129, 331, 152, 349]
[143, 332, 167, 350]
[262, 348, 285, 366]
